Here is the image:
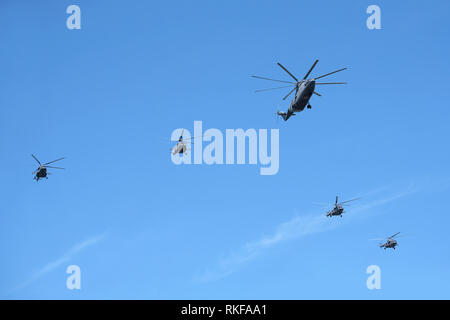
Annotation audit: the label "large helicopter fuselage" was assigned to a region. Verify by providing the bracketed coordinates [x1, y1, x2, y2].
[289, 80, 315, 113]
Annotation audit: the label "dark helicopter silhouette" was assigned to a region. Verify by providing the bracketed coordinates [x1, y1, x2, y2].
[372, 232, 402, 250]
[320, 195, 360, 217]
[31, 154, 65, 181]
[252, 60, 347, 121]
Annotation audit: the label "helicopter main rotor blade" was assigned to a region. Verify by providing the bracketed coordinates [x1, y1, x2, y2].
[335, 196, 338, 204]
[277, 63, 299, 82]
[43, 157, 65, 165]
[313, 202, 332, 206]
[31, 154, 41, 165]
[180, 135, 204, 141]
[390, 232, 401, 239]
[316, 82, 347, 85]
[282, 87, 297, 100]
[255, 85, 296, 93]
[303, 59, 319, 80]
[45, 166, 65, 169]
[341, 197, 361, 204]
[251, 75, 296, 84]
[313, 91, 321, 96]
[314, 67, 347, 80]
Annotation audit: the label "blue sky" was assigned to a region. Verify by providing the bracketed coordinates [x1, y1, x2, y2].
[1, 0, 450, 299]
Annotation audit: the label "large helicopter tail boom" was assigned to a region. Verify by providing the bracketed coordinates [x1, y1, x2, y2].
[277, 111, 295, 121]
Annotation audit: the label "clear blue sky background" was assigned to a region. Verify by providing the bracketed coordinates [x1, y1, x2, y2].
[1, 0, 450, 299]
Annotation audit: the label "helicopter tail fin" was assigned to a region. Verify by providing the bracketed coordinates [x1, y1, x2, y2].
[277, 111, 293, 121]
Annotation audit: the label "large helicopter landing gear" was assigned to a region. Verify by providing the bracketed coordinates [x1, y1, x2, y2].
[307, 104, 312, 109]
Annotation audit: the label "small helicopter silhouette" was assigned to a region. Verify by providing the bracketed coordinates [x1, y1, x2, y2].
[371, 232, 402, 250]
[31, 154, 65, 181]
[318, 196, 360, 218]
[252, 60, 347, 121]
[171, 130, 198, 155]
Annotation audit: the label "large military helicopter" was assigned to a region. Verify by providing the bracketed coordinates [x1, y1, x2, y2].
[252, 60, 347, 121]
[371, 232, 401, 250]
[31, 154, 65, 181]
[322, 196, 360, 217]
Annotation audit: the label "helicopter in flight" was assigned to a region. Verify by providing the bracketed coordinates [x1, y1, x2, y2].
[171, 130, 196, 155]
[322, 196, 360, 217]
[252, 60, 347, 121]
[372, 232, 401, 250]
[31, 154, 65, 181]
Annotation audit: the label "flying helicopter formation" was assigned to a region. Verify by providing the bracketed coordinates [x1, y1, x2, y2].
[30, 58, 403, 252]
[317, 196, 403, 250]
[251, 60, 403, 250]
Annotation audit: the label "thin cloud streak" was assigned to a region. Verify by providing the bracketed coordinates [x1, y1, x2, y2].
[196, 185, 417, 282]
[12, 233, 107, 294]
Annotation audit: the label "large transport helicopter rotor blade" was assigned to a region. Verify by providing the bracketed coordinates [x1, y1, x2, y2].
[251, 75, 296, 84]
[303, 59, 319, 80]
[277, 63, 299, 82]
[31, 154, 41, 165]
[255, 85, 296, 93]
[43, 157, 65, 165]
[45, 166, 65, 169]
[314, 67, 347, 80]
[313, 91, 322, 96]
[316, 82, 347, 85]
[282, 87, 297, 100]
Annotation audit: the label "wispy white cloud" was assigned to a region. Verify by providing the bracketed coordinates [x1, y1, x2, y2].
[13, 232, 107, 293]
[196, 184, 417, 282]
